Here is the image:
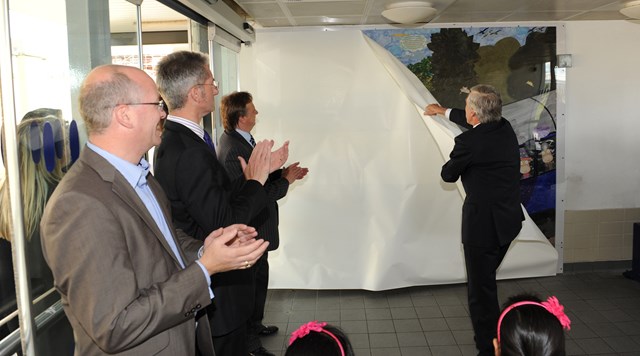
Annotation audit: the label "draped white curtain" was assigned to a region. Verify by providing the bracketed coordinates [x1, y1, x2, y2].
[238, 29, 557, 291]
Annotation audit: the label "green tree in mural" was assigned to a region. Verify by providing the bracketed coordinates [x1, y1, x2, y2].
[427, 28, 480, 108]
[407, 57, 434, 93]
[507, 27, 557, 101]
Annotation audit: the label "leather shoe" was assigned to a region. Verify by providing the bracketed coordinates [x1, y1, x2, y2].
[249, 346, 275, 356]
[257, 325, 279, 336]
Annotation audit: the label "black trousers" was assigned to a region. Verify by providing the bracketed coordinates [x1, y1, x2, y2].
[463, 243, 510, 356]
[212, 323, 247, 356]
[247, 252, 269, 352]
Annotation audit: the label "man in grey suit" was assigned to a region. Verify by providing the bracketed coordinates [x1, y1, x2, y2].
[40, 64, 269, 356]
[217, 91, 308, 356]
[425, 84, 524, 356]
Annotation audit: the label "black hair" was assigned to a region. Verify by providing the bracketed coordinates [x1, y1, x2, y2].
[498, 293, 566, 356]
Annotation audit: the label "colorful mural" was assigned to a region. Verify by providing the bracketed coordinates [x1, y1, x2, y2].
[364, 27, 558, 241]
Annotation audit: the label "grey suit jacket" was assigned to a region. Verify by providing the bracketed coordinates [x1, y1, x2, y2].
[40, 147, 215, 356]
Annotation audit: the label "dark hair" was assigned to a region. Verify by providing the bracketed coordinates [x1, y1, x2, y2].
[498, 294, 566, 356]
[220, 91, 252, 131]
[285, 323, 354, 356]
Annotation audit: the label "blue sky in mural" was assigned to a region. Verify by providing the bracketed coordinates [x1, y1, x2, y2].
[363, 27, 547, 66]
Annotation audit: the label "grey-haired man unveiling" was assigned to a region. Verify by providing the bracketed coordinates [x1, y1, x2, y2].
[425, 84, 524, 356]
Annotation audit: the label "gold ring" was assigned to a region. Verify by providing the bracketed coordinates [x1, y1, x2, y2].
[244, 261, 250, 269]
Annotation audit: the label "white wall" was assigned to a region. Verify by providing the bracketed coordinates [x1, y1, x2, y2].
[564, 21, 640, 210]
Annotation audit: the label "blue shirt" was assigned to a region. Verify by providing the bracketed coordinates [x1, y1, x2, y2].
[86, 143, 213, 298]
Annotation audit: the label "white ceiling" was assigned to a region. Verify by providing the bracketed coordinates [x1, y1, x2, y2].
[110, 0, 637, 32]
[235, 0, 635, 27]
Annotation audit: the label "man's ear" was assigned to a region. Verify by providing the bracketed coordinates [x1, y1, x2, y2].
[114, 104, 134, 129]
[493, 338, 500, 356]
[189, 85, 202, 103]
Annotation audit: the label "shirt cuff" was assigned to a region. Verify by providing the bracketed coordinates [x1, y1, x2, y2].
[195, 260, 215, 299]
[445, 108, 452, 119]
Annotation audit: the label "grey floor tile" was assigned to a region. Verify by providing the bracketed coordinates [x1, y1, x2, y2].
[371, 348, 402, 356]
[366, 308, 393, 320]
[400, 346, 432, 356]
[587, 322, 623, 337]
[411, 296, 438, 307]
[287, 309, 316, 322]
[315, 309, 340, 322]
[419, 317, 449, 331]
[341, 296, 365, 309]
[576, 337, 615, 354]
[341, 308, 366, 321]
[340, 320, 368, 334]
[397, 332, 428, 347]
[458, 344, 478, 356]
[424, 330, 456, 346]
[602, 335, 640, 353]
[428, 345, 462, 355]
[567, 322, 598, 339]
[387, 295, 414, 308]
[451, 330, 475, 345]
[364, 295, 390, 309]
[369, 333, 399, 348]
[264, 270, 640, 356]
[349, 333, 370, 349]
[445, 316, 473, 331]
[434, 295, 463, 306]
[440, 305, 469, 317]
[391, 307, 418, 319]
[415, 306, 443, 318]
[617, 320, 640, 336]
[264, 311, 291, 324]
[367, 319, 395, 333]
[394, 319, 423, 333]
[565, 338, 586, 355]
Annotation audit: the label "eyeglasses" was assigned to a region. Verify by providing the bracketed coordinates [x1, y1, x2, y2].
[197, 80, 219, 88]
[120, 100, 166, 112]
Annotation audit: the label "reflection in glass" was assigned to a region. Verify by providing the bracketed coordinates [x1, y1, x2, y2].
[0, 109, 70, 339]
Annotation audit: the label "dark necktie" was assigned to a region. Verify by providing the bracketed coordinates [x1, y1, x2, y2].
[249, 135, 256, 147]
[203, 131, 215, 151]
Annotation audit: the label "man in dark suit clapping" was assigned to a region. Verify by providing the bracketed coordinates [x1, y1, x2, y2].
[425, 84, 524, 356]
[154, 51, 287, 356]
[217, 92, 308, 356]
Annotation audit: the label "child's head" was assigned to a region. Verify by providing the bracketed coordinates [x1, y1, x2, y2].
[285, 321, 354, 356]
[494, 294, 571, 356]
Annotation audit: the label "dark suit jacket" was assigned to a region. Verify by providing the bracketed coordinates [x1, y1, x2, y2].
[441, 109, 524, 248]
[217, 130, 290, 251]
[154, 120, 268, 336]
[40, 147, 214, 356]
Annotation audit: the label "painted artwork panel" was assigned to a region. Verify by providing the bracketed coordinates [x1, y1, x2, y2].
[364, 27, 558, 242]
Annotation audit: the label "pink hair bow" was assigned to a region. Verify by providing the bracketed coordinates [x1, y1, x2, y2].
[289, 321, 328, 345]
[541, 296, 571, 330]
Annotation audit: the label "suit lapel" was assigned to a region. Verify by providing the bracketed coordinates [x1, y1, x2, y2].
[226, 129, 254, 150]
[82, 148, 185, 268]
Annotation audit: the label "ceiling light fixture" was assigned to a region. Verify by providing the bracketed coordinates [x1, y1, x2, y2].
[620, 0, 640, 19]
[382, 1, 437, 24]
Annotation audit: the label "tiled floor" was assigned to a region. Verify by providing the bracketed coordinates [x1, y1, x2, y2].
[259, 268, 640, 355]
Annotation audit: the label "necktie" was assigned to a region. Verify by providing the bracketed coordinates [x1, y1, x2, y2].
[203, 131, 215, 151]
[249, 135, 256, 147]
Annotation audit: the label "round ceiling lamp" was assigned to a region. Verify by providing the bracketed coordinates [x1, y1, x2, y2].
[620, 0, 640, 19]
[382, 1, 437, 24]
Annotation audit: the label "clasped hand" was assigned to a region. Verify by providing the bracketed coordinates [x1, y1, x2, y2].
[199, 224, 269, 275]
